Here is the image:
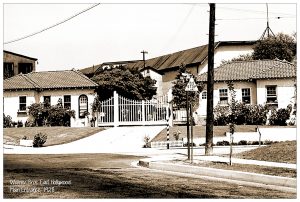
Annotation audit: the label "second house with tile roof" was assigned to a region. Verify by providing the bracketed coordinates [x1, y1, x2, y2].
[3, 69, 99, 127]
[197, 59, 297, 118]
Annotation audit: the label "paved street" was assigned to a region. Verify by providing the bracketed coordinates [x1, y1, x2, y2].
[3, 153, 295, 199]
[3, 127, 296, 198]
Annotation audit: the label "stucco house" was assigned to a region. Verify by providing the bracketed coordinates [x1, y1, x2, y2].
[3, 50, 38, 79]
[3, 69, 99, 127]
[127, 40, 256, 96]
[197, 59, 297, 118]
[79, 41, 256, 97]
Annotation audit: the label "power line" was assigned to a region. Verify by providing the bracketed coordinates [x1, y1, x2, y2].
[4, 3, 100, 45]
[162, 4, 196, 51]
[216, 16, 295, 21]
[218, 6, 296, 17]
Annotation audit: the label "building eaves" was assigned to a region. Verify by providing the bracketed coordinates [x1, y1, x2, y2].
[4, 50, 38, 61]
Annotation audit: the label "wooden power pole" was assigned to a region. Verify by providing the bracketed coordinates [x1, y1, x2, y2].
[141, 50, 148, 69]
[205, 3, 215, 156]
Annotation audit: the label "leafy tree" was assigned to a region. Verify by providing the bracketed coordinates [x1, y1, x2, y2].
[253, 33, 296, 62]
[172, 64, 204, 110]
[91, 65, 157, 101]
[220, 53, 253, 65]
[220, 33, 296, 65]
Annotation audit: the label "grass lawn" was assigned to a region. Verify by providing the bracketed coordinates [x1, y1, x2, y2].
[236, 141, 296, 164]
[4, 154, 295, 198]
[177, 160, 296, 178]
[171, 140, 297, 178]
[3, 127, 106, 146]
[152, 125, 296, 142]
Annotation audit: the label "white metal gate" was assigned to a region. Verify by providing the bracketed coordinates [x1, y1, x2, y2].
[97, 91, 170, 126]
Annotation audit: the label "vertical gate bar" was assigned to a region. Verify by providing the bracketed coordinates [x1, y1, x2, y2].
[114, 91, 119, 127]
[142, 100, 145, 125]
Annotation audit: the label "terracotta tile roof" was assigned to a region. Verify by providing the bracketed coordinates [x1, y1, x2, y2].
[197, 59, 296, 82]
[127, 41, 256, 71]
[4, 69, 98, 90]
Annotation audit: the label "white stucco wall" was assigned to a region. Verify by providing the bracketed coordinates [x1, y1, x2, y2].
[4, 89, 97, 127]
[198, 81, 257, 116]
[199, 44, 254, 74]
[4, 90, 36, 123]
[256, 78, 296, 108]
[197, 78, 296, 116]
[141, 69, 163, 97]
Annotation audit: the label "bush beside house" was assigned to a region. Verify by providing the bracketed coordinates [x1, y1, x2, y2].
[213, 102, 293, 126]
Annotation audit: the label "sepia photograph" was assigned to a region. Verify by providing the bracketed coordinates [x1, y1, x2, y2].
[2, 0, 297, 199]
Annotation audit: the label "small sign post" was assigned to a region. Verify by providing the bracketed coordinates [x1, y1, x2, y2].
[185, 77, 198, 163]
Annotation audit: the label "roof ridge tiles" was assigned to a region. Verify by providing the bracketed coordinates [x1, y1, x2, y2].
[71, 69, 99, 86]
[20, 73, 41, 89]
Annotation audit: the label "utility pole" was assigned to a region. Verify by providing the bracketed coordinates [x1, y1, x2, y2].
[205, 3, 215, 156]
[141, 50, 148, 69]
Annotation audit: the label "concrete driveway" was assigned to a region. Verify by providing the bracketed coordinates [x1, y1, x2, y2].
[4, 126, 165, 155]
[4, 126, 260, 157]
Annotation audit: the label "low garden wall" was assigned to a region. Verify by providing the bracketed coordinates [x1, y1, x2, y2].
[182, 127, 296, 146]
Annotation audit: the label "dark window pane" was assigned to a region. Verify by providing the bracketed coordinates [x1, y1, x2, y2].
[19, 96, 26, 111]
[18, 63, 33, 74]
[64, 95, 71, 109]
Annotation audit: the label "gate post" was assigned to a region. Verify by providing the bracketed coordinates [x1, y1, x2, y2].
[114, 91, 119, 127]
[142, 100, 145, 125]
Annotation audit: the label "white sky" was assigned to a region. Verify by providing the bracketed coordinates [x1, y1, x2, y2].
[2, 1, 297, 71]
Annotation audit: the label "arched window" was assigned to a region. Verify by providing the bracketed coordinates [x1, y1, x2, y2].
[78, 95, 88, 118]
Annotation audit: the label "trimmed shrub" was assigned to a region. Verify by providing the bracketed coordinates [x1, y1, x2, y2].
[17, 121, 23, 128]
[143, 135, 151, 148]
[263, 140, 273, 145]
[33, 133, 47, 147]
[269, 107, 291, 126]
[238, 140, 248, 145]
[213, 103, 268, 126]
[249, 141, 260, 145]
[216, 141, 230, 146]
[3, 114, 13, 128]
[183, 142, 196, 147]
[213, 105, 230, 126]
[173, 130, 181, 141]
[25, 119, 36, 127]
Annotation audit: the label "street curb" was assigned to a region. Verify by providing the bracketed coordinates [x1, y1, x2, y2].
[138, 159, 296, 189]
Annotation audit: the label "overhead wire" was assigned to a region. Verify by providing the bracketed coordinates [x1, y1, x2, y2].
[216, 16, 295, 21]
[162, 4, 197, 52]
[217, 6, 296, 17]
[4, 3, 100, 45]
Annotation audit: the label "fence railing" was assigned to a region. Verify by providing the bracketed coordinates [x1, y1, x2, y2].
[150, 140, 184, 148]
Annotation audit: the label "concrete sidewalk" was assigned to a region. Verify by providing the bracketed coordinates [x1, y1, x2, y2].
[194, 155, 296, 169]
[138, 155, 297, 193]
